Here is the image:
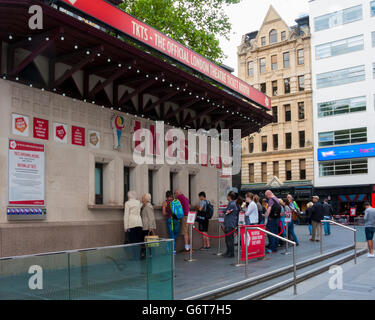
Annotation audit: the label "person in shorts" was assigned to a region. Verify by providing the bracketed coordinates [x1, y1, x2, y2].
[174, 189, 190, 253]
[364, 202, 375, 258]
[197, 191, 211, 250]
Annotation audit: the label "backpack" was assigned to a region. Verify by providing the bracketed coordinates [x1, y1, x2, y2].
[205, 201, 214, 220]
[269, 199, 282, 219]
[170, 199, 184, 220]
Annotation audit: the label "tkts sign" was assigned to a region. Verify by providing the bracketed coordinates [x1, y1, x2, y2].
[59, 0, 270, 110]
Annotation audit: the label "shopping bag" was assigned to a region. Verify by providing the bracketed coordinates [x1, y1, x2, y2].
[145, 232, 160, 247]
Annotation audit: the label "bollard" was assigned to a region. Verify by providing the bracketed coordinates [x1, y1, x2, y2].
[185, 224, 196, 262]
[214, 221, 223, 256]
[233, 226, 245, 267]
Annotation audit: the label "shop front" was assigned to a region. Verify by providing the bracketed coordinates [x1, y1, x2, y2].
[0, 0, 272, 256]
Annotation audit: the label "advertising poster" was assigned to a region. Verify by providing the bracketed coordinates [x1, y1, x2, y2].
[72, 126, 85, 146]
[88, 130, 100, 148]
[240, 224, 265, 261]
[12, 114, 29, 137]
[8, 140, 45, 205]
[54, 123, 68, 143]
[33, 118, 49, 140]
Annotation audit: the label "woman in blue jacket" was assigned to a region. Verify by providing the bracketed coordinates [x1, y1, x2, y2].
[223, 191, 242, 258]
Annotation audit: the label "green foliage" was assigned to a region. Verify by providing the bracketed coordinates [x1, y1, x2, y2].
[119, 0, 240, 64]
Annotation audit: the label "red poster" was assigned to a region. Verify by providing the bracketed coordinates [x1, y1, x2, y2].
[240, 224, 265, 261]
[350, 208, 357, 217]
[72, 126, 85, 146]
[61, 0, 270, 109]
[33, 118, 49, 140]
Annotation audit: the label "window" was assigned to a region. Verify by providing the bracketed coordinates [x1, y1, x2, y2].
[261, 162, 267, 183]
[318, 96, 366, 117]
[319, 159, 368, 177]
[188, 174, 195, 204]
[269, 29, 277, 44]
[284, 78, 290, 94]
[260, 58, 266, 73]
[298, 102, 305, 120]
[260, 82, 266, 94]
[273, 161, 279, 177]
[283, 52, 290, 68]
[170, 171, 176, 194]
[248, 61, 254, 76]
[271, 55, 278, 70]
[284, 105, 291, 122]
[299, 159, 306, 180]
[95, 163, 103, 205]
[249, 138, 254, 153]
[314, 5, 363, 32]
[273, 134, 278, 150]
[249, 164, 254, 183]
[272, 106, 278, 123]
[281, 31, 286, 41]
[318, 127, 367, 147]
[261, 36, 266, 46]
[148, 170, 154, 202]
[372, 32, 375, 47]
[315, 35, 364, 60]
[297, 49, 304, 65]
[124, 166, 130, 203]
[298, 75, 305, 91]
[371, 1, 375, 16]
[299, 131, 305, 148]
[285, 160, 292, 181]
[261, 136, 267, 152]
[285, 133, 292, 149]
[272, 80, 278, 96]
[317, 65, 365, 89]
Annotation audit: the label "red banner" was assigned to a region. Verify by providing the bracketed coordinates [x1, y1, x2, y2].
[33, 118, 49, 140]
[60, 0, 270, 109]
[240, 224, 265, 261]
[72, 126, 85, 146]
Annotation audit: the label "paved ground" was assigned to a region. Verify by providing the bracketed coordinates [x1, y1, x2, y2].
[265, 253, 375, 300]
[174, 224, 359, 299]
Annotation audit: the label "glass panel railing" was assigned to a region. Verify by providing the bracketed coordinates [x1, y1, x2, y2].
[0, 240, 174, 300]
[0, 252, 70, 300]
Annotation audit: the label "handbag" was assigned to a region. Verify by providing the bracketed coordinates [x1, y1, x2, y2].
[145, 231, 159, 247]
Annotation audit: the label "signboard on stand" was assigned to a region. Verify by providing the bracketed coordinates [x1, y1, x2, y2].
[187, 211, 197, 225]
[8, 140, 45, 206]
[240, 224, 265, 261]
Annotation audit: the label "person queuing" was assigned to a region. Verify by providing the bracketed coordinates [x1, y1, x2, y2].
[323, 199, 334, 236]
[124, 191, 143, 244]
[310, 196, 325, 242]
[306, 202, 313, 236]
[364, 202, 375, 258]
[265, 190, 282, 254]
[254, 195, 264, 224]
[174, 189, 191, 253]
[284, 198, 299, 246]
[287, 194, 301, 225]
[279, 198, 287, 242]
[140, 193, 156, 259]
[162, 191, 180, 255]
[223, 191, 242, 258]
[245, 193, 259, 225]
[196, 191, 211, 250]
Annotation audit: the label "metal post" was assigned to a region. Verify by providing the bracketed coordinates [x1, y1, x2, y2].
[320, 223, 323, 255]
[215, 221, 223, 256]
[185, 224, 196, 262]
[293, 244, 297, 295]
[282, 223, 289, 255]
[354, 229, 357, 264]
[233, 226, 245, 267]
[245, 228, 248, 277]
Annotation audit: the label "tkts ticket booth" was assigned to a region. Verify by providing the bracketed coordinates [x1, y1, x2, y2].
[0, 0, 272, 257]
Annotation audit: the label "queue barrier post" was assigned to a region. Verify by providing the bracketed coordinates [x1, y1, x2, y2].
[320, 222, 323, 255]
[214, 221, 223, 256]
[233, 225, 245, 267]
[282, 222, 290, 255]
[185, 212, 197, 262]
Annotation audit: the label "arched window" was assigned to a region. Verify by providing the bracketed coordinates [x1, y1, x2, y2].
[269, 29, 277, 44]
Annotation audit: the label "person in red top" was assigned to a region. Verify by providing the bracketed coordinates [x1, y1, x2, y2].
[174, 189, 190, 252]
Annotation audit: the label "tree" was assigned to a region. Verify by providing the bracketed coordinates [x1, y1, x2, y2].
[119, 0, 240, 64]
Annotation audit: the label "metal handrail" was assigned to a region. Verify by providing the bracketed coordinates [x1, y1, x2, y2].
[321, 220, 357, 264]
[244, 227, 297, 295]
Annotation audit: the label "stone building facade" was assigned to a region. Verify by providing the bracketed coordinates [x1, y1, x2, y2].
[238, 6, 314, 208]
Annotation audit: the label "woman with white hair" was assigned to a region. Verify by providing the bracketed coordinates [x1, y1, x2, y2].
[124, 190, 143, 244]
[141, 193, 156, 237]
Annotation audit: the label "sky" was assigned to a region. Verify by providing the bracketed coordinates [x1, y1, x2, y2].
[220, 0, 309, 75]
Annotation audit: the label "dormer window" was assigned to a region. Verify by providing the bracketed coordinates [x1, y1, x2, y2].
[261, 36, 266, 46]
[269, 29, 277, 44]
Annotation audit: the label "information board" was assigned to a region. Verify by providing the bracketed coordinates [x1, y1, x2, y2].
[8, 140, 45, 206]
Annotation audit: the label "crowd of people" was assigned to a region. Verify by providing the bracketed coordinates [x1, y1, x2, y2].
[123, 188, 375, 260]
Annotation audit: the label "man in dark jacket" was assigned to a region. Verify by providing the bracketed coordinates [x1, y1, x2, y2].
[323, 199, 334, 236]
[310, 196, 324, 242]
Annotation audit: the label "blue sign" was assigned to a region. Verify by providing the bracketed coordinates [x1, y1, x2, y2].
[318, 143, 375, 161]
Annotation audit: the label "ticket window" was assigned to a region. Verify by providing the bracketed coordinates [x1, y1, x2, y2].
[95, 163, 103, 205]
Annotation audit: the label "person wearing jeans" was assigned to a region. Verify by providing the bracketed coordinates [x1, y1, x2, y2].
[223, 191, 242, 258]
[364, 202, 375, 258]
[267, 218, 280, 252]
[265, 190, 282, 253]
[162, 191, 180, 254]
[323, 199, 334, 236]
